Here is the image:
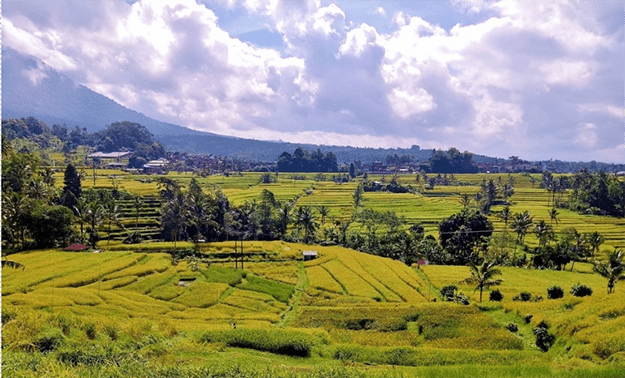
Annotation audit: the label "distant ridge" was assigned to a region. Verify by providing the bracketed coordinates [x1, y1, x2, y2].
[1, 47, 202, 136]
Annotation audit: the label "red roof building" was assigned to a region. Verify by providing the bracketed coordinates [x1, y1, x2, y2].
[63, 243, 89, 251]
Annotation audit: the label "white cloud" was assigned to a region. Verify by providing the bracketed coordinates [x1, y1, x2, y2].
[3, 0, 622, 162]
[574, 123, 599, 148]
[374, 7, 386, 17]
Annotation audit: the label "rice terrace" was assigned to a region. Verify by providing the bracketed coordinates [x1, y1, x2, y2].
[2, 1, 625, 377]
[3, 122, 625, 377]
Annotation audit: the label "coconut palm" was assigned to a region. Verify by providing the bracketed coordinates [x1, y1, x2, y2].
[317, 205, 329, 225]
[510, 211, 533, 245]
[2, 192, 31, 250]
[161, 192, 189, 248]
[460, 193, 472, 209]
[534, 220, 554, 249]
[594, 250, 625, 294]
[584, 231, 604, 257]
[462, 261, 504, 302]
[103, 204, 124, 245]
[548, 208, 559, 226]
[133, 196, 142, 232]
[296, 206, 318, 243]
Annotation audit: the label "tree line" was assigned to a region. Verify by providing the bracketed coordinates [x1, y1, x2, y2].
[277, 147, 338, 172]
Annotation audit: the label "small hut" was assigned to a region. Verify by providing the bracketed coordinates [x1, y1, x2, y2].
[302, 250, 318, 261]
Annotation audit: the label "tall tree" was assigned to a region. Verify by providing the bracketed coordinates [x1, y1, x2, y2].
[62, 163, 82, 209]
[594, 250, 625, 294]
[510, 211, 533, 244]
[534, 220, 554, 249]
[462, 261, 503, 303]
[584, 231, 604, 257]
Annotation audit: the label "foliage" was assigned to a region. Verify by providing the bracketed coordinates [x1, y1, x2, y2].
[439, 209, 493, 265]
[462, 261, 503, 302]
[533, 321, 555, 352]
[593, 250, 625, 294]
[570, 283, 593, 297]
[489, 289, 503, 302]
[277, 147, 338, 172]
[547, 286, 564, 299]
[423, 148, 478, 173]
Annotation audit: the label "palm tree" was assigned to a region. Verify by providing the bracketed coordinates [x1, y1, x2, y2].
[548, 208, 559, 226]
[2, 192, 31, 250]
[73, 198, 89, 243]
[317, 205, 329, 225]
[297, 206, 317, 243]
[85, 202, 104, 248]
[594, 250, 625, 294]
[534, 220, 554, 249]
[161, 192, 189, 248]
[510, 211, 533, 245]
[460, 193, 472, 209]
[277, 202, 292, 236]
[26, 179, 49, 201]
[462, 261, 503, 302]
[584, 231, 604, 257]
[103, 204, 124, 245]
[498, 206, 511, 239]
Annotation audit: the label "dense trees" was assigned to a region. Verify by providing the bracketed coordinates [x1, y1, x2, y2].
[439, 209, 493, 265]
[277, 147, 338, 172]
[422, 148, 478, 173]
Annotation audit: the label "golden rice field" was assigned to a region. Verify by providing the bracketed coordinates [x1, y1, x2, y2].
[5, 171, 625, 377]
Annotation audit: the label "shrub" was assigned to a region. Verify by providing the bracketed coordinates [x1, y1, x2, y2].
[547, 286, 564, 299]
[524, 314, 533, 324]
[533, 321, 555, 352]
[533, 295, 543, 302]
[440, 285, 457, 301]
[489, 289, 503, 302]
[507, 323, 518, 332]
[513, 292, 532, 302]
[455, 292, 470, 305]
[570, 283, 593, 297]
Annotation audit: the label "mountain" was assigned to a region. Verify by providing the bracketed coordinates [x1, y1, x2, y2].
[1, 47, 202, 136]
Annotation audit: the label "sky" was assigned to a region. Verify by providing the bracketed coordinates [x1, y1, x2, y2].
[3, 0, 624, 163]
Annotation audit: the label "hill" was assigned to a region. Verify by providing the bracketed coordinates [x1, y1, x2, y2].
[3, 242, 624, 377]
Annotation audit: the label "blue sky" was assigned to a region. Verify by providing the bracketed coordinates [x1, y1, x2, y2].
[3, 0, 623, 162]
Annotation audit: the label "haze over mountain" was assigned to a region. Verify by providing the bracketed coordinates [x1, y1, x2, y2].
[2, 47, 202, 136]
[0, 47, 440, 163]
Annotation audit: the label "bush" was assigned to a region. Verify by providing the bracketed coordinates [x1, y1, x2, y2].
[489, 289, 503, 302]
[570, 283, 593, 297]
[533, 321, 555, 352]
[507, 323, 518, 332]
[440, 285, 457, 301]
[455, 292, 470, 305]
[524, 314, 533, 324]
[547, 286, 564, 299]
[513, 292, 532, 302]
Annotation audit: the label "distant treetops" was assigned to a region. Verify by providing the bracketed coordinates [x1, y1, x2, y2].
[277, 147, 338, 172]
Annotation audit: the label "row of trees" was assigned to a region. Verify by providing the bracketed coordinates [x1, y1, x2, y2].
[541, 170, 625, 217]
[277, 147, 338, 172]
